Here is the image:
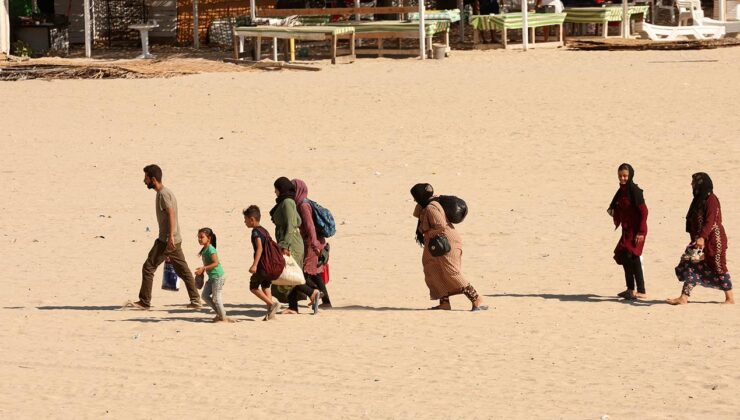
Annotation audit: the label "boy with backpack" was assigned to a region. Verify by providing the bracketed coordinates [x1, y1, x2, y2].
[243, 205, 282, 321]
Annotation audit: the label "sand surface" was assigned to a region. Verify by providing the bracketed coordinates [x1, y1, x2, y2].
[2, 48, 740, 419]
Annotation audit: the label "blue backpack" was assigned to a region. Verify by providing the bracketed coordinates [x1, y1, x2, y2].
[305, 199, 336, 238]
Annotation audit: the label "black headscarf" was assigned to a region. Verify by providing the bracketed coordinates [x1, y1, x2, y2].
[411, 183, 434, 208]
[686, 172, 713, 233]
[609, 163, 645, 210]
[270, 176, 296, 217]
[411, 183, 434, 246]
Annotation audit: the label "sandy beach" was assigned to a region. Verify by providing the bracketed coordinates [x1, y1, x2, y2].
[2, 47, 740, 419]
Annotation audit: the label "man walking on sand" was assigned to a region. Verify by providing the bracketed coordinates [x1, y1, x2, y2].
[130, 164, 201, 309]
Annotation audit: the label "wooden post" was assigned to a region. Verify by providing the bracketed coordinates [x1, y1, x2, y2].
[250, 0, 256, 20]
[521, 0, 528, 50]
[255, 35, 261, 60]
[418, 0, 425, 59]
[0, 0, 9, 54]
[457, 0, 464, 42]
[331, 33, 338, 64]
[350, 32, 355, 58]
[272, 37, 278, 61]
[233, 31, 239, 59]
[193, 0, 200, 48]
[84, 0, 91, 57]
[354, 0, 361, 21]
[621, 0, 629, 38]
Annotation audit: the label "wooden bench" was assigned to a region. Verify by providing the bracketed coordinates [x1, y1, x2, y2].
[470, 13, 566, 49]
[564, 6, 649, 37]
[328, 20, 450, 57]
[233, 25, 356, 64]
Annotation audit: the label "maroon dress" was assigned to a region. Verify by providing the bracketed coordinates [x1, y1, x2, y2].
[612, 185, 648, 265]
[675, 194, 732, 290]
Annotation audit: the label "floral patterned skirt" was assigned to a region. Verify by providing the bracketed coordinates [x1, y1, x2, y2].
[675, 260, 733, 291]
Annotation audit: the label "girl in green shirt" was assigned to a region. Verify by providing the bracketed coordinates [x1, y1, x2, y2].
[195, 227, 233, 323]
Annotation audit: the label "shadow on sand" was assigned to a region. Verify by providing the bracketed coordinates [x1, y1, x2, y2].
[112, 316, 255, 323]
[486, 293, 719, 306]
[486, 293, 665, 306]
[37, 305, 122, 311]
[332, 305, 434, 312]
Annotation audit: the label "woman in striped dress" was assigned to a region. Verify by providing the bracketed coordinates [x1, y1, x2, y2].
[668, 173, 734, 305]
[411, 183, 485, 311]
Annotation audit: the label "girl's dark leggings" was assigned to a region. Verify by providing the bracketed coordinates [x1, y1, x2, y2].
[287, 274, 321, 311]
[622, 252, 646, 294]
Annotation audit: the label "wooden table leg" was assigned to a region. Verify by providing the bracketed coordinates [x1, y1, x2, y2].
[331, 34, 337, 64]
[378, 37, 384, 57]
[602, 21, 608, 37]
[473, 28, 480, 44]
[350, 32, 356, 60]
[559, 23, 563, 44]
[283, 38, 290, 62]
[503, 28, 507, 48]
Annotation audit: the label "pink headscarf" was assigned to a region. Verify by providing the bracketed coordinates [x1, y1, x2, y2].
[292, 178, 308, 204]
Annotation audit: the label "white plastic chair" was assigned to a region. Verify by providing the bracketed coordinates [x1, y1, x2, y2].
[677, 0, 703, 25]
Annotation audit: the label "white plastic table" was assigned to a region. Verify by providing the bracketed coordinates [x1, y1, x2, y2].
[129, 21, 159, 59]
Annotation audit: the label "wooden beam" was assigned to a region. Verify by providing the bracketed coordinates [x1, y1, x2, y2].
[256, 7, 417, 17]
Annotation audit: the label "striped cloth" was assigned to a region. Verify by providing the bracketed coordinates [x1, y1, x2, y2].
[234, 25, 356, 35]
[469, 13, 566, 30]
[564, 6, 649, 23]
[407, 9, 462, 23]
[328, 21, 450, 37]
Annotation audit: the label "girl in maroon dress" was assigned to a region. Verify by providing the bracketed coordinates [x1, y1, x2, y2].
[668, 173, 734, 305]
[607, 163, 648, 300]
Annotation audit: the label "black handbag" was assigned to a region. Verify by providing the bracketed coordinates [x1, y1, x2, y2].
[428, 234, 451, 257]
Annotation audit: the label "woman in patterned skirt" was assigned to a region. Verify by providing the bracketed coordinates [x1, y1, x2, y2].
[411, 183, 485, 311]
[668, 173, 734, 305]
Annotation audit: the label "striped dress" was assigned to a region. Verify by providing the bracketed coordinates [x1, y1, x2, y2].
[419, 201, 468, 300]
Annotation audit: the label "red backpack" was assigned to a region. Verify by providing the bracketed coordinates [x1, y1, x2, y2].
[255, 227, 286, 280]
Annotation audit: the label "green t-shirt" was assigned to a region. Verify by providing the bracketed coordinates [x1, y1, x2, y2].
[201, 244, 225, 279]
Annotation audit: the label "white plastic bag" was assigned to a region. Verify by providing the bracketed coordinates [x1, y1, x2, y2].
[272, 255, 306, 286]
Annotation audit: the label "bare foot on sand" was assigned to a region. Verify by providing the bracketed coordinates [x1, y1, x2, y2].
[666, 296, 689, 305]
[635, 293, 648, 300]
[281, 309, 298, 315]
[723, 291, 735, 305]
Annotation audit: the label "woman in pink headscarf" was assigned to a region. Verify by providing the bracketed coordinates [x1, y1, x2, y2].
[293, 179, 332, 308]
